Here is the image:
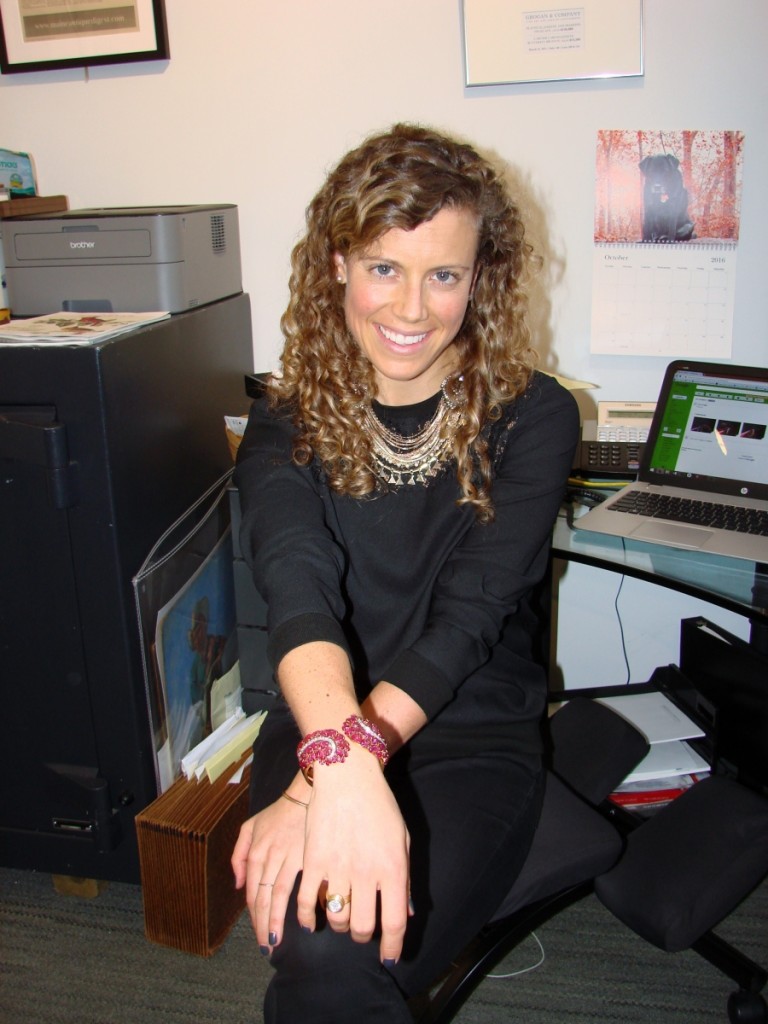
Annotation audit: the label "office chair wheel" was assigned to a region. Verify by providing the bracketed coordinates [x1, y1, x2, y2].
[727, 989, 767, 1024]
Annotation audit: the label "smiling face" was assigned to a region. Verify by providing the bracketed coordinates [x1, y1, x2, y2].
[334, 205, 479, 406]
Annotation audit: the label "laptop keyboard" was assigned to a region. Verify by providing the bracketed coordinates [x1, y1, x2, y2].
[610, 491, 768, 535]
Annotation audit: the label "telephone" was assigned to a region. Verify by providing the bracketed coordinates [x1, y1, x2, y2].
[573, 400, 655, 477]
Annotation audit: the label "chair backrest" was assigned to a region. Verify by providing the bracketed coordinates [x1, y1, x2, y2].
[549, 697, 650, 806]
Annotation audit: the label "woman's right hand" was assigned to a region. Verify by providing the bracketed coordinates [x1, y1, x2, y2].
[232, 784, 308, 952]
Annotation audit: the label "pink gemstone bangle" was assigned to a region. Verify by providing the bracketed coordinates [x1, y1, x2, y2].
[342, 715, 390, 767]
[296, 728, 350, 785]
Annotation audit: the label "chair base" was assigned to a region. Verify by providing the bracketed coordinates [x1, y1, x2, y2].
[409, 881, 594, 1024]
[727, 989, 768, 1024]
[693, 930, 768, 1024]
[409, 889, 768, 1024]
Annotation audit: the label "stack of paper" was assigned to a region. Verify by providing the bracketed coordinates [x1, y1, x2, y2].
[181, 708, 267, 784]
[610, 772, 703, 808]
[596, 692, 710, 784]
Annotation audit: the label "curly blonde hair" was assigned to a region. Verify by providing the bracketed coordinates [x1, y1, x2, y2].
[269, 122, 538, 522]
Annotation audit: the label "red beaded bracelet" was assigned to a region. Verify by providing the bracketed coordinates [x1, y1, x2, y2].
[296, 717, 390, 785]
[342, 715, 389, 767]
[296, 729, 350, 784]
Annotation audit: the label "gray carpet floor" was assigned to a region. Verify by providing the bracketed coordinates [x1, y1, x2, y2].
[1, 865, 765, 1024]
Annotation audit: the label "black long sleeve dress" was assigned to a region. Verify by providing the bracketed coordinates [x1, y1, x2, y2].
[234, 370, 579, 1018]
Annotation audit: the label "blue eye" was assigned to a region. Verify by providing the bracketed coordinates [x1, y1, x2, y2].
[372, 264, 394, 277]
[434, 270, 458, 284]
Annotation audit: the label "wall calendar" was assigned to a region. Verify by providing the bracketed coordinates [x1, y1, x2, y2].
[591, 130, 744, 358]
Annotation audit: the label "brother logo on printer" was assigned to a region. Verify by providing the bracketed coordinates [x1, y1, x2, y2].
[70, 241, 96, 249]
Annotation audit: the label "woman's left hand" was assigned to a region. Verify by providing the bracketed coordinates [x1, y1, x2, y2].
[296, 744, 412, 964]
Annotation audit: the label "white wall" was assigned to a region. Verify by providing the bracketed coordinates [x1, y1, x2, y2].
[2, 0, 765, 680]
[551, 560, 752, 689]
[2, 0, 765, 395]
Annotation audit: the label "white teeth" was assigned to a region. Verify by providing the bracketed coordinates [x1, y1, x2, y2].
[379, 325, 427, 346]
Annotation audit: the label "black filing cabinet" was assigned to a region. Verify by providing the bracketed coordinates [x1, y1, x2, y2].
[0, 294, 253, 882]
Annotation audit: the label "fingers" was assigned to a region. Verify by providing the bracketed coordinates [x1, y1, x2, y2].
[247, 857, 303, 952]
[322, 884, 355, 935]
[295, 873, 321, 934]
[297, 816, 411, 960]
[231, 816, 254, 889]
[240, 771, 413, 964]
[378, 831, 411, 964]
[297, 870, 409, 963]
[249, 872, 292, 953]
[378, 883, 410, 966]
[297, 877, 356, 937]
[233, 805, 306, 953]
[348, 886, 377, 945]
[249, 877, 277, 953]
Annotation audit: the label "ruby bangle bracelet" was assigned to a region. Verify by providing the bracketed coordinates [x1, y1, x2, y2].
[296, 715, 389, 785]
[341, 715, 389, 767]
[296, 729, 350, 784]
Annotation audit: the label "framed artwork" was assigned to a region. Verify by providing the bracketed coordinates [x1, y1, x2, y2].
[0, 0, 169, 74]
[462, 0, 643, 87]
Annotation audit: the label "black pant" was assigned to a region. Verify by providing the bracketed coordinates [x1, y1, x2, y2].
[249, 711, 543, 1024]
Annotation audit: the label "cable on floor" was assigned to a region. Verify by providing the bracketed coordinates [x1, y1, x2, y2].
[486, 931, 546, 979]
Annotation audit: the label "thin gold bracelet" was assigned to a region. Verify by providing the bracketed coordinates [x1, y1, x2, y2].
[281, 789, 309, 809]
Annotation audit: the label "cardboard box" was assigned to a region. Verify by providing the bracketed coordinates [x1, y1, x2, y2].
[0, 195, 69, 219]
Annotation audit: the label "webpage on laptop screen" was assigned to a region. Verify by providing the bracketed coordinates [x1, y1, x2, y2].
[649, 372, 768, 485]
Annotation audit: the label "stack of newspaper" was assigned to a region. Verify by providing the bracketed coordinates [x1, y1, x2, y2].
[0, 310, 170, 345]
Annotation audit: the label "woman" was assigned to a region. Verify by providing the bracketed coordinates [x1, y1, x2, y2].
[232, 123, 579, 1022]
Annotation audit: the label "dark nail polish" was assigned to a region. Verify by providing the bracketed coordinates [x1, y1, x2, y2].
[259, 945, 270, 957]
[268, 932, 278, 946]
[408, 896, 415, 914]
[300, 925, 312, 933]
[383, 958, 397, 969]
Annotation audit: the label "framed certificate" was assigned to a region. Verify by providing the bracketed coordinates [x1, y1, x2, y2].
[463, 0, 643, 87]
[0, 0, 169, 74]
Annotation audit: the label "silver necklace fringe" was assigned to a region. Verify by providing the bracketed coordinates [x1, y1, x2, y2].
[363, 375, 464, 487]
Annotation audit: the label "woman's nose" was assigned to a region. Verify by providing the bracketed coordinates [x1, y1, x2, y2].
[393, 278, 427, 322]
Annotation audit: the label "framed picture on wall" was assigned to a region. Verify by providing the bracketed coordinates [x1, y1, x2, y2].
[0, 0, 169, 74]
[462, 0, 643, 87]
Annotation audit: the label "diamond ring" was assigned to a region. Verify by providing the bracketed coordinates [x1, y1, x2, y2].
[325, 892, 351, 913]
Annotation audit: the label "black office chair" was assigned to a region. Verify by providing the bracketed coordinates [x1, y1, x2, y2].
[413, 696, 768, 1024]
[595, 774, 768, 1023]
[411, 696, 650, 1024]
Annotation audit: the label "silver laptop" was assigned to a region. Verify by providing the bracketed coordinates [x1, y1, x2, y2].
[574, 360, 768, 563]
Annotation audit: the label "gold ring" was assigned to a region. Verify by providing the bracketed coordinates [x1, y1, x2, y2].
[325, 892, 351, 913]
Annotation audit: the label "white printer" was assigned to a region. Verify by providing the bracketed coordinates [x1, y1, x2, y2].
[1, 204, 242, 315]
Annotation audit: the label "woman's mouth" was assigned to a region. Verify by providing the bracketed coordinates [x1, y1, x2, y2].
[378, 324, 429, 347]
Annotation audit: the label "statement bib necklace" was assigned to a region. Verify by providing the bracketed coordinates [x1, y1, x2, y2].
[363, 376, 464, 487]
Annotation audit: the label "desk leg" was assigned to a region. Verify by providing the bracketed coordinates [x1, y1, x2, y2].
[751, 564, 768, 656]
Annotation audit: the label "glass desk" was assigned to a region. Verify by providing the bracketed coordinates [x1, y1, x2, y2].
[552, 511, 768, 651]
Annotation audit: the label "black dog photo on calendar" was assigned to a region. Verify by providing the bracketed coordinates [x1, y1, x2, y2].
[638, 153, 696, 242]
[594, 130, 743, 246]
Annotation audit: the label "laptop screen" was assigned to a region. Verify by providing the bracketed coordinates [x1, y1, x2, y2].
[643, 361, 768, 501]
